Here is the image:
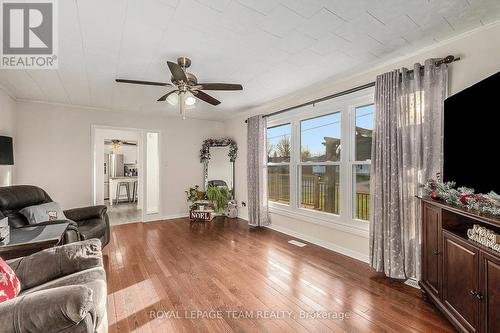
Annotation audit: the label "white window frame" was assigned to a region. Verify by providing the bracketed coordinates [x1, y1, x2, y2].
[351, 103, 374, 222]
[266, 88, 374, 234]
[266, 123, 292, 207]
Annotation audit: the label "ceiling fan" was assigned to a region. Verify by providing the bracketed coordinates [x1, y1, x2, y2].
[115, 57, 243, 119]
[104, 140, 137, 149]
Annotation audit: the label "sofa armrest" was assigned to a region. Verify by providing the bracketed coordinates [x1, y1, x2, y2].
[0, 285, 95, 333]
[64, 205, 107, 222]
[6, 239, 102, 291]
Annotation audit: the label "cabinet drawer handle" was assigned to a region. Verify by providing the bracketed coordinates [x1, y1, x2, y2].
[433, 250, 439, 255]
[470, 290, 484, 301]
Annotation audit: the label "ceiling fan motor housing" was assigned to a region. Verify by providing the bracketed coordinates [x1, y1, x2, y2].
[177, 57, 191, 68]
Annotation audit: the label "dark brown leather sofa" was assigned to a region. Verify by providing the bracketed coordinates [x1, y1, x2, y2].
[0, 185, 110, 247]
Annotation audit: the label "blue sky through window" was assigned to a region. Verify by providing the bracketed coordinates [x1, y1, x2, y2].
[267, 124, 291, 160]
[301, 113, 341, 157]
[266, 104, 374, 160]
[356, 104, 374, 131]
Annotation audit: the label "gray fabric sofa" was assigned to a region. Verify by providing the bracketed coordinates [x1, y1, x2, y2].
[0, 239, 108, 333]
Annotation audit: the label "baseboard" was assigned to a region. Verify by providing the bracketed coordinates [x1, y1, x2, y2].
[266, 223, 369, 263]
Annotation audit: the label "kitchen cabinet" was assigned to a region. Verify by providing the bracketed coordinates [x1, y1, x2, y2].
[121, 145, 137, 164]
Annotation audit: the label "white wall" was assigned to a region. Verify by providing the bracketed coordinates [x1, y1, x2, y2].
[0, 88, 16, 186]
[225, 22, 500, 263]
[14, 101, 224, 218]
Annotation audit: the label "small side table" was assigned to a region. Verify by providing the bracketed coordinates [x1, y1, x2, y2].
[0, 222, 70, 260]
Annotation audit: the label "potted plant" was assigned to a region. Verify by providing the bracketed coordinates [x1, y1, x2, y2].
[206, 185, 230, 214]
[185, 185, 206, 203]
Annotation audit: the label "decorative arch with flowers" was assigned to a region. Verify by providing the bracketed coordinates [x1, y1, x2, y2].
[200, 138, 237, 163]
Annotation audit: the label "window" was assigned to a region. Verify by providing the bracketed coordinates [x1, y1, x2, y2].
[267, 124, 291, 204]
[352, 104, 374, 221]
[301, 113, 341, 162]
[299, 113, 341, 214]
[300, 165, 339, 214]
[266, 90, 374, 226]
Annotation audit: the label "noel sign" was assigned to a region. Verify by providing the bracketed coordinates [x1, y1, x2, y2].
[190, 210, 212, 221]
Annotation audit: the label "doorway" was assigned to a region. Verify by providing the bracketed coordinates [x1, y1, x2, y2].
[91, 126, 161, 225]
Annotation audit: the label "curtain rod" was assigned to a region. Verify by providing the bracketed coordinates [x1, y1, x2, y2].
[245, 55, 460, 123]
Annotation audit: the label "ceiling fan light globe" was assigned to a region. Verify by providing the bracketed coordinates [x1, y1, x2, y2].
[185, 96, 196, 106]
[166, 93, 178, 105]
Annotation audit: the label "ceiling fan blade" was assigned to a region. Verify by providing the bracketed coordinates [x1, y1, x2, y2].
[157, 90, 177, 102]
[193, 90, 221, 106]
[115, 79, 172, 87]
[167, 61, 188, 83]
[198, 83, 243, 91]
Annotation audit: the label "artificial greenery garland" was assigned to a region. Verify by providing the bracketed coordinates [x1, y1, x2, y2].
[423, 175, 500, 217]
[200, 137, 237, 163]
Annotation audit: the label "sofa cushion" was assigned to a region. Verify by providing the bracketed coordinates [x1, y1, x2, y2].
[76, 218, 105, 240]
[0, 257, 20, 303]
[21, 267, 106, 295]
[7, 239, 102, 291]
[0, 285, 96, 333]
[19, 202, 67, 224]
[20, 267, 107, 331]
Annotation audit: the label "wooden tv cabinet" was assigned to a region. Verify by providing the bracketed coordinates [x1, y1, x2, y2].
[420, 197, 500, 333]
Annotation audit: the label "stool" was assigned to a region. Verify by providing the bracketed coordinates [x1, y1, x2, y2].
[131, 181, 138, 203]
[115, 182, 130, 204]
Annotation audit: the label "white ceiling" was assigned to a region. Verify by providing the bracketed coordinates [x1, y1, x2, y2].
[1, 0, 500, 120]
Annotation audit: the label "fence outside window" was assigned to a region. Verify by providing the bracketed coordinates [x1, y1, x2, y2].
[268, 173, 370, 220]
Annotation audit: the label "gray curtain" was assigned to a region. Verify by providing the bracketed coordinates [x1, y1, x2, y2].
[370, 59, 448, 280]
[247, 115, 270, 227]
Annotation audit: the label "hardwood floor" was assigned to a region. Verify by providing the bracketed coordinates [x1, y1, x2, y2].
[103, 218, 455, 333]
[106, 201, 142, 225]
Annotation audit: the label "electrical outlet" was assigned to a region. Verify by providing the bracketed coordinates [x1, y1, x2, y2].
[241, 201, 246, 207]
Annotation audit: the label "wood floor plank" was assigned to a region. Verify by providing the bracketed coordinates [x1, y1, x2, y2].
[103, 218, 455, 333]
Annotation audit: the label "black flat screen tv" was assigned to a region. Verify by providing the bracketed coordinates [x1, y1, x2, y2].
[443, 71, 500, 194]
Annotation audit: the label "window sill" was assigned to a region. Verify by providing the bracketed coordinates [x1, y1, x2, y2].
[268, 204, 369, 238]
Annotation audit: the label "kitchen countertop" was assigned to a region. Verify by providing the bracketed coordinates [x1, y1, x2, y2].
[109, 176, 138, 180]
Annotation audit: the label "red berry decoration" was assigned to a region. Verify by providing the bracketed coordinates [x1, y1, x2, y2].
[459, 194, 473, 205]
[430, 192, 439, 200]
[430, 182, 437, 190]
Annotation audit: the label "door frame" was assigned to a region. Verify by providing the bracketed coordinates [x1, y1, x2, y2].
[90, 125, 163, 222]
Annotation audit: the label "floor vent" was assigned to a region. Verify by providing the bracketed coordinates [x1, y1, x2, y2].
[404, 279, 420, 289]
[288, 240, 307, 247]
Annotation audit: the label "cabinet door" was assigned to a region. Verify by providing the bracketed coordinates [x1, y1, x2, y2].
[422, 203, 442, 297]
[443, 231, 480, 333]
[480, 252, 500, 333]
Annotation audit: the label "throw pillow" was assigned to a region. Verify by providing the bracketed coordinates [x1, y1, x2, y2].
[0, 257, 21, 303]
[19, 202, 67, 224]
